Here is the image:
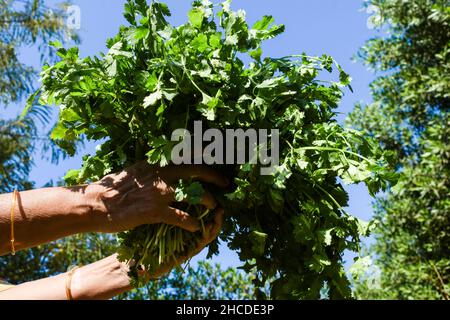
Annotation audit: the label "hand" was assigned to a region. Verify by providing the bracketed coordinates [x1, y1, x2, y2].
[85, 162, 228, 233]
[142, 207, 225, 279]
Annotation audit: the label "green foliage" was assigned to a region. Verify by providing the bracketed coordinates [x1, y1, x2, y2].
[121, 260, 260, 300]
[0, 119, 34, 193]
[0, 0, 78, 104]
[348, 0, 450, 300]
[175, 180, 205, 205]
[0, 0, 78, 193]
[0, 0, 80, 289]
[0, 233, 113, 284]
[33, 0, 394, 299]
[349, 0, 449, 162]
[1, 3, 251, 301]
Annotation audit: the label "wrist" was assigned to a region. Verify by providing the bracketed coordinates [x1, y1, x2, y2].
[71, 254, 132, 300]
[82, 184, 109, 233]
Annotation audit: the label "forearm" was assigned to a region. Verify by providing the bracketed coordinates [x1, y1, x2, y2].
[0, 186, 97, 256]
[0, 254, 131, 300]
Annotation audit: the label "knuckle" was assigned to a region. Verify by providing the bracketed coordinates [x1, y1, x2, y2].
[148, 181, 164, 195]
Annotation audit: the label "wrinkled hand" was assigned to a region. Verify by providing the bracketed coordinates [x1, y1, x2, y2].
[85, 161, 228, 233]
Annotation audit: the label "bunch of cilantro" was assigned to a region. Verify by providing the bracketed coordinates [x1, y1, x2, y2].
[32, 0, 396, 299]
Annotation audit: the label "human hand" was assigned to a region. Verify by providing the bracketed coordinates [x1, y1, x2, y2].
[135, 207, 225, 280]
[85, 162, 228, 233]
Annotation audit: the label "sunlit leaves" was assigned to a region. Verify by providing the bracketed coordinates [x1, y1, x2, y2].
[35, 0, 395, 299]
[349, 0, 450, 300]
[188, 8, 204, 28]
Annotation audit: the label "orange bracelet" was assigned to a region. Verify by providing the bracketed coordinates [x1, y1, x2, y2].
[10, 189, 18, 256]
[65, 266, 80, 300]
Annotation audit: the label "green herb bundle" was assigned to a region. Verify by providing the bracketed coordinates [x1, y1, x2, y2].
[32, 0, 396, 298]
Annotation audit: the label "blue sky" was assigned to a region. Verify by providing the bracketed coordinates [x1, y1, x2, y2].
[4, 0, 381, 269]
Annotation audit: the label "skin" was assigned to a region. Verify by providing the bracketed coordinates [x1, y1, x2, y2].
[0, 162, 228, 300]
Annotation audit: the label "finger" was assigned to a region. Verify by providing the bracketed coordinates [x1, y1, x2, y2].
[201, 208, 225, 245]
[161, 207, 200, 232]
[200, 189, 218, 209]
[167, 165, 229, 188]
[154, 208, 225, 277]
[173, 209, 224, 263]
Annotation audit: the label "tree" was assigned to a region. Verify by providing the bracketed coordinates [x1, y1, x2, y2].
[0, 0, 79, 284]
[348, 0, 449, 299]
[0, 0, 77, 193]
[0, 118, 34, 192]
[121, 260, 260, 300]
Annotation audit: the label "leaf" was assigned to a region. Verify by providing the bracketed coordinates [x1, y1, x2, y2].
[225, 34, 238, 46]
[106, 60, 117, 77]
[175, 180, 205, 205]
[64, 169, 81, 184]
[98, 101, 115, 119]
[249, 47, 262, 61]
[145, 72, 159, 91]
[191, 34, 209, 52]
[188, 8, 204, 28]
[143, 90, 163, 108]
[348, 256, 372, 279]
[357, 218, 377, 237]
[209, 33, 222, 48]
[251, 15, 285, 40]
[321, 229, 333, 246]
[297, 159, 309, 170]
[49, 40, 63, 48]
[272, 164, 292, 189]
[342, 163, 372, 184]
[162, 88, 178, 102]
[21, 89, 41, 119]
[310, 254, 331, 272]
[252, 15, 275, 30]
[198, 94, 219, 120]
[107, 42, 133, 58]
[60, 108, 81, 123]
[134, 26, 149, 41]
[249, 231, 268, 256]
[50, 123, 68, 140]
